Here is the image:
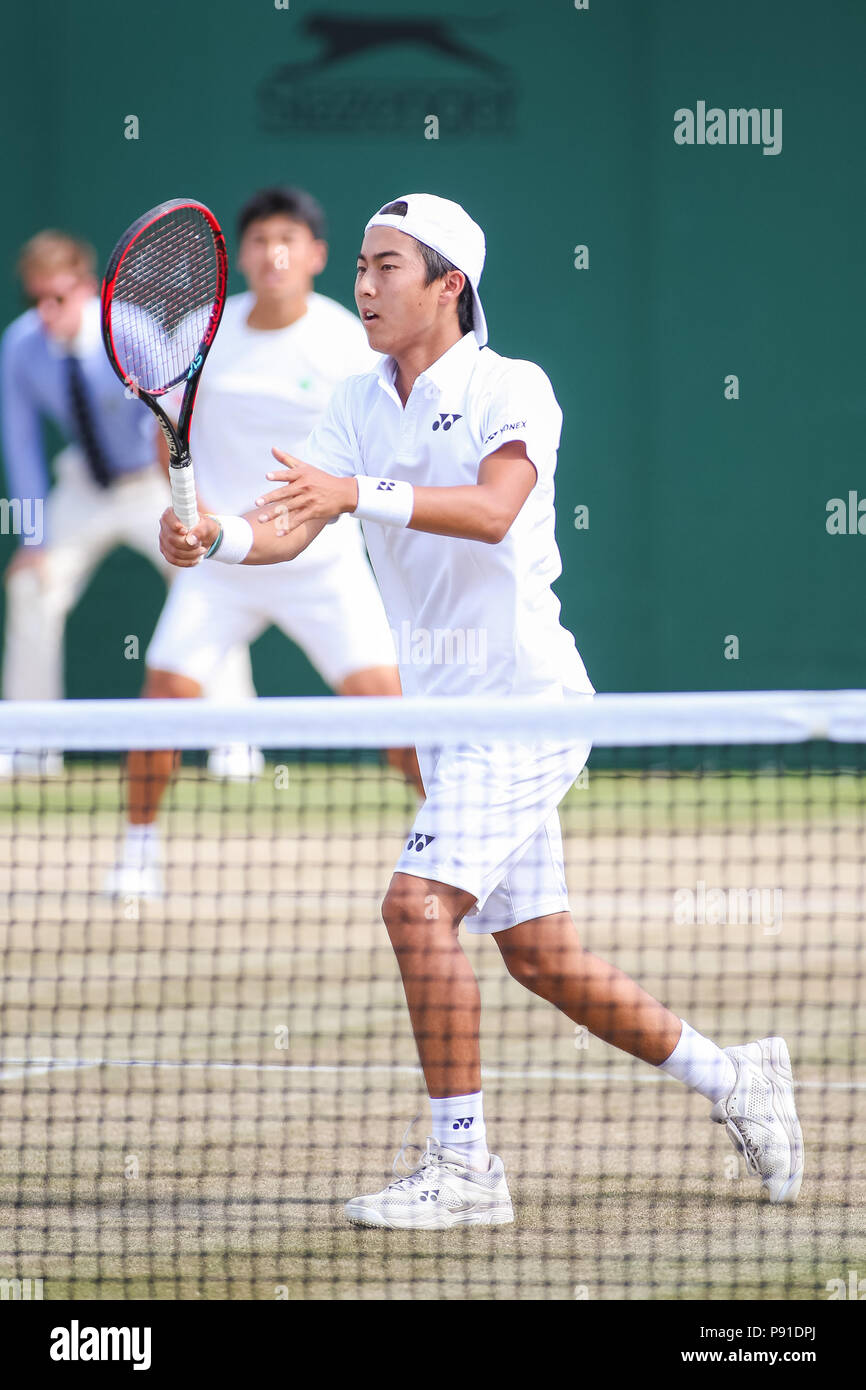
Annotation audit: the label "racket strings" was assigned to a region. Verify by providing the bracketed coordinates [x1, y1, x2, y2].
[109, 206, 220, 393]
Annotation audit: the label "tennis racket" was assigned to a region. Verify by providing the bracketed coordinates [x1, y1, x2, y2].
[101, 198, 228, 529]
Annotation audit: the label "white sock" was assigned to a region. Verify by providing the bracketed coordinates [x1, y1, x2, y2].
[658, 1021, 736, 1104]
[123, 823, 160, 869]
[430, 1091, 490, 1171]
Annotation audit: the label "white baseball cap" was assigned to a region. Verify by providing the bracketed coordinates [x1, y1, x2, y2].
[364, 193, 488, 346]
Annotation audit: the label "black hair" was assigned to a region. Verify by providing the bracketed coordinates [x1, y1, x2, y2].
[237, 187, 327, 242]
[377, 199, 475, 335]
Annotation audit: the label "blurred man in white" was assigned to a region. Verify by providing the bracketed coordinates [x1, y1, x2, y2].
[0, 230, 256, 777]
[104, 187, 411, 899]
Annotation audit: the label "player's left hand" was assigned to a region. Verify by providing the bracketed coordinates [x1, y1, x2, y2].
[256, 450, 359, 534]
[159, 508, 219, 566]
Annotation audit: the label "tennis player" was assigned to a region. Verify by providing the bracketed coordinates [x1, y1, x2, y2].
[0, 229, 255, 778]
[105, 187, 412, 900]
[160, 194, 805, 1226]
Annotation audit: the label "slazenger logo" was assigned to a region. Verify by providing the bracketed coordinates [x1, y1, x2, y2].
[484, 420, 526, 444]
[406, 833, 436, 852]
[50, 1320, 152, 1370]
[256, 15, 518, 137]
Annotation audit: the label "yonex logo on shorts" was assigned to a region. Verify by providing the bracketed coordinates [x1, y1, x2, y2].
[432, 413, 462, 431]
[376, 480, 396, 491]
[406, 833, 436, 852]
[452, 1117, 473, 1130]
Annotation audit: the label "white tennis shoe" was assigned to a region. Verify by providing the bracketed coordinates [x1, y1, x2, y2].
[711, 1036, 804, 1203]
[101, 863, 164, 900]
[345, 1137, 514, 1230]
[206, 744, 264, 781]
[0, 751, 64, 779]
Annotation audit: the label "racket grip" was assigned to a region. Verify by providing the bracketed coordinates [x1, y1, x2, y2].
[170, 461, 198, 531]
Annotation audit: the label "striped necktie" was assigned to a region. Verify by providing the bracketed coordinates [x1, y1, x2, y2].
[65, 354, 113, 490]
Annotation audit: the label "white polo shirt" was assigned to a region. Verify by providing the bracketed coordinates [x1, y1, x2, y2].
[303, 329, 594, 698]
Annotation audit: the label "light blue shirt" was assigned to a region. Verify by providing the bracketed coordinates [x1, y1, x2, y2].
[1, 297, 157, 507]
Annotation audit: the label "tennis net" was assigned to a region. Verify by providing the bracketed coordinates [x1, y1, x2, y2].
[0, 692, 863, 1301]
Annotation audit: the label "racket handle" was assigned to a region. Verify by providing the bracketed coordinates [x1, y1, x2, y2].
[170, 459, 198, 531]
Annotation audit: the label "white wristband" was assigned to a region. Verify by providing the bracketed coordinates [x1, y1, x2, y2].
[209, 514, 254, 564]
[353, 475, 414, 527]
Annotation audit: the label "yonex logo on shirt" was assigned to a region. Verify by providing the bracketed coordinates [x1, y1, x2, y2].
[484, 419, 527, 445]
[432, 413, 462, 431]
[406, 833, 436, 852]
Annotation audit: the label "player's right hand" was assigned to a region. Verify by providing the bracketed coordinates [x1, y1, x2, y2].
[159, 508, 219, 567]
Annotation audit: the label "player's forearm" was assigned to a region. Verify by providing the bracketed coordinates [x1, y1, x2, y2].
[407, 484, 514, 544]
[254, 444, 536, 549]
[161, 507, 324, 568]
[241, 508, 326, 564]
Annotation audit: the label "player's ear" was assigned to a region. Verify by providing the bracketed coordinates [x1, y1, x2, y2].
[311, 239, 328, 276]
[440, 269, 465, 307]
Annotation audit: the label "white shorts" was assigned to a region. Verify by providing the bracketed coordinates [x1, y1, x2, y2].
[146, 522, 397, 690]
[394, 737, 591, 934]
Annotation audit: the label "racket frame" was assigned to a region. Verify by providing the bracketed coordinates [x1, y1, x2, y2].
[101, 198, 228, 527]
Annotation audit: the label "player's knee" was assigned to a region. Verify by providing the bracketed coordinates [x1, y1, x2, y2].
[381, 885, 420, 939]
[502, 947, 568, 997]
[144, 668, 202, 699]
[339, 665, 402, 697]
[382, 884, 456, 949]
[502, 947, 538, 987]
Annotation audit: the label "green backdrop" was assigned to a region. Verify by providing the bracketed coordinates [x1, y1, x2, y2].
[2, 0, 864, 697]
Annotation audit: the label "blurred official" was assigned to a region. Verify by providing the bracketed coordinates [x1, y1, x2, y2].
[0, 229, 255, 774]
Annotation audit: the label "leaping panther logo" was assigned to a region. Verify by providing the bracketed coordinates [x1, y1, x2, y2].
[265, 14, 507, 84]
